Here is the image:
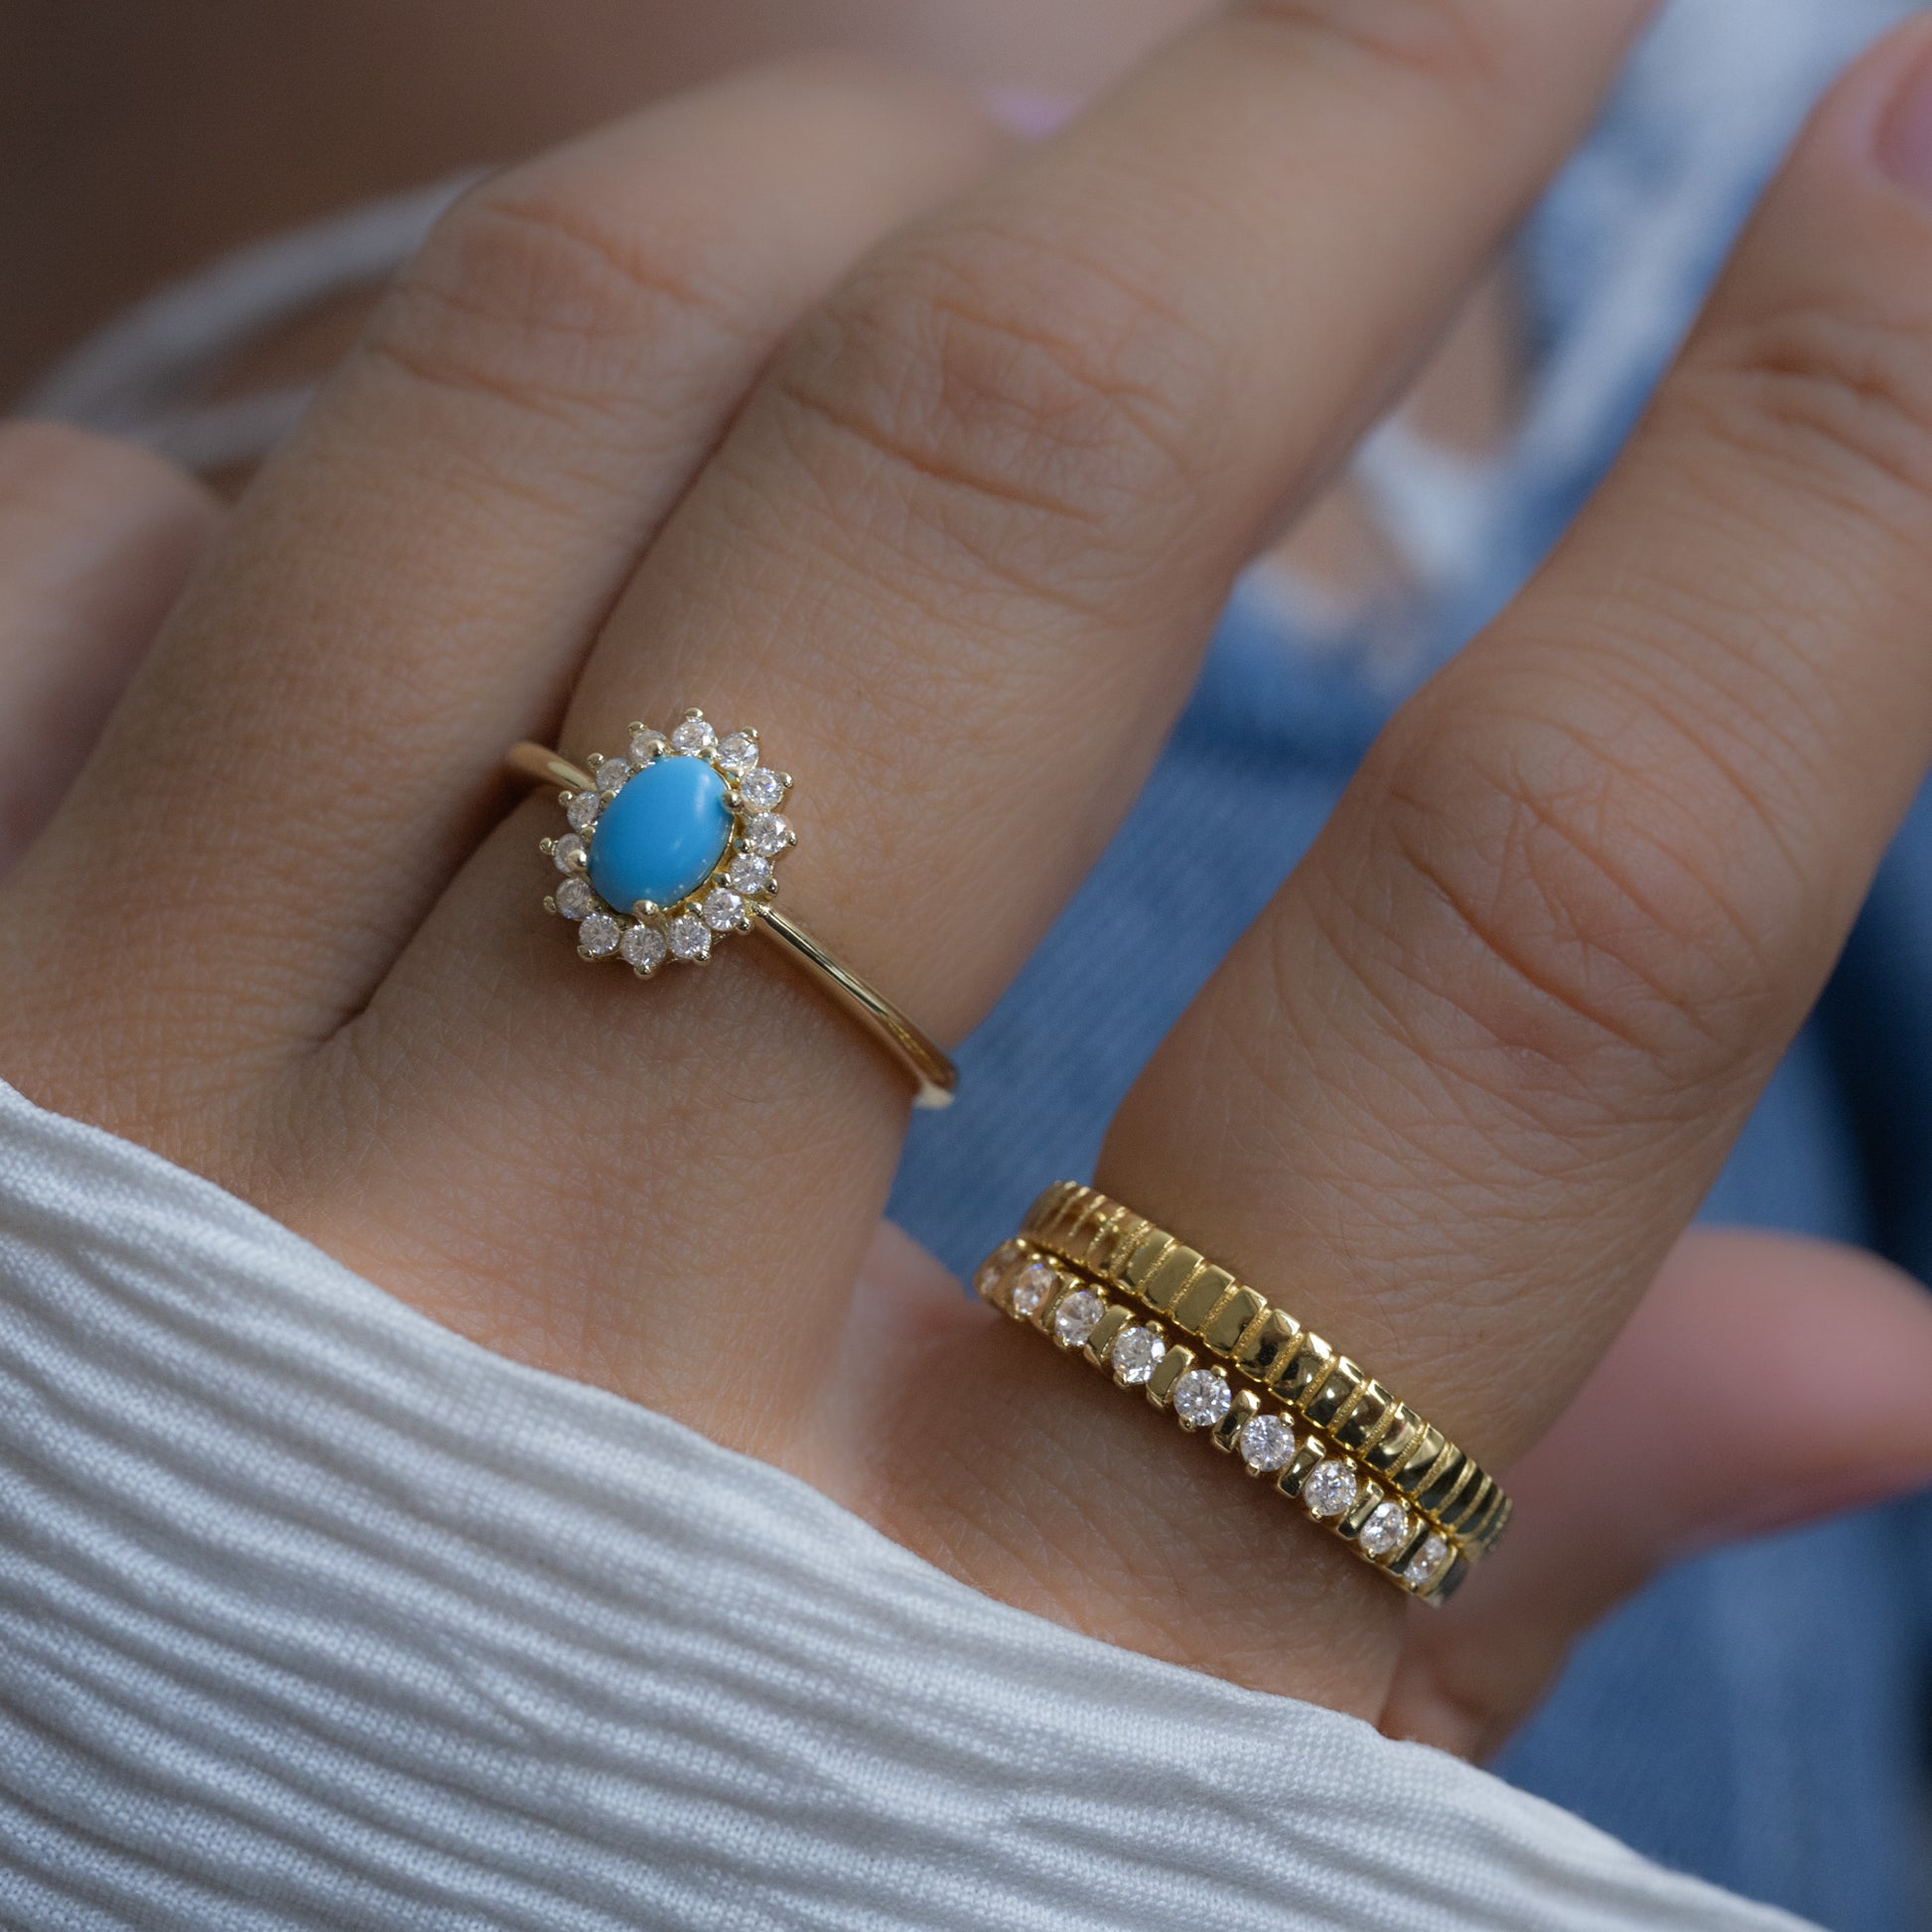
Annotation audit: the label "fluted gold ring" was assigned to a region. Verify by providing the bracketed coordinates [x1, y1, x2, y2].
[976, 1182, 1510, 1603]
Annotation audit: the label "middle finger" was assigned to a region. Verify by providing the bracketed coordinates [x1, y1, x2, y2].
[373, 0, 1655, 1418]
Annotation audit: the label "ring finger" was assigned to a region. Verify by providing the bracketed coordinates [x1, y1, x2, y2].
[1095, 18, 1932, 1695]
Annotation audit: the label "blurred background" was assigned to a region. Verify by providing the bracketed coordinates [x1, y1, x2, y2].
[0, 0, 1201, 414]
[3, 4, 1929, 1928]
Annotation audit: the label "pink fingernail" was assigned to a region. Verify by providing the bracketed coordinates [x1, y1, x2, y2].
[1876, 36, 1932, 194]
[981, 87, 1079, 141]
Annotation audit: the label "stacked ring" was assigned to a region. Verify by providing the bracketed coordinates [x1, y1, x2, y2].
[975, 1182, 1511, 1604]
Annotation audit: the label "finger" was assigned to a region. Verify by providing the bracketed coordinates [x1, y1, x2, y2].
[570, 0, 1656, 1027]
[1101, 17, 1932, 1487]
[1381, 1229, 1932, 1759]
[0, 424, 214, 875]
[0, 63, 1007, 1110]
[380, 0, 1654, 1399]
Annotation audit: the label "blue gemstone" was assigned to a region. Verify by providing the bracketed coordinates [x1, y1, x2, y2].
[588, 757, 732, 912]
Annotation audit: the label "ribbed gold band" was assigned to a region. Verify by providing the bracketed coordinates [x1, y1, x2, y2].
[974, 1181, 1511, 1604]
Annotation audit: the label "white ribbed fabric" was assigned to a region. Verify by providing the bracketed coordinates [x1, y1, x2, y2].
[0, 1080, 1814, 1931]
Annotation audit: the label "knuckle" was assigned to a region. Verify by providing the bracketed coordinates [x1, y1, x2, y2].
[367, 171, 745, 422]
[1673, 301, 1932, 530]
[765, 220, 1220, 579]
[1235, 0, 1515, 103]
[1344, 696, 1792, 1098]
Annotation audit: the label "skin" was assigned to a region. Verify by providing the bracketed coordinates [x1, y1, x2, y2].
[5, 0, 1932, 1763]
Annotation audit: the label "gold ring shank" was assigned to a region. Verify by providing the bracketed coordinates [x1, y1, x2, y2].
[505, 742, 596, 792]
[756, 904, 955, 1108]
[506, 741, 956, 1109]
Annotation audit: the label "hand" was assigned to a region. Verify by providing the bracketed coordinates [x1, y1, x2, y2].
[7, 7, 1932, 1755]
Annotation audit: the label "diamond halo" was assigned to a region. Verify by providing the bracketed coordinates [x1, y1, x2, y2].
[539, 707, 797, 975]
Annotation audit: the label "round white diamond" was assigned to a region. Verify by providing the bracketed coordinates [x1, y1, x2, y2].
[552, 833, 587, 873]
[628, 729, 666, 764]
[594, 758, 630, 796]
[1110, 1324, 1167, 1386]
[670, 717, 716, 755]
[715, 732, 759, 775]
[1008, 1262, 1057, 1319]
[1401, 1534, 1452, 1590]
[565, 790, 600, 832]
[738, 767, 785, 811]
[1053, 1289, 1105, 1347]
[746, 813, 790, 858]
[554, 876, 598, 921]
[578, 913, 621, 958]
[974, 1241, 1026, 1302]
[1172, 1369, 1232, 1429]
[621, 922, 667, 971]
[1359, 1501, 1411, 1559]
[702, 888, 744, 933]
[726, 854, 772, 896]
[668, 913, 711, 961]
[1303, 1459, 1360, 1520]
[1238, 1413, 1296, 1472]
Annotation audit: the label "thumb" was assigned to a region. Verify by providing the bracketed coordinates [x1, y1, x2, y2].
[1380, 1226, 1932, 1759]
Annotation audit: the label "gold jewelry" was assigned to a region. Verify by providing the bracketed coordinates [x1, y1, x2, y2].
[975, 1182, 1511, 1602]
[505, 715, 956, 1108]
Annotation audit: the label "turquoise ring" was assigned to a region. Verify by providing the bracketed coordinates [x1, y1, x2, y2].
[506, 710, 956, 1108]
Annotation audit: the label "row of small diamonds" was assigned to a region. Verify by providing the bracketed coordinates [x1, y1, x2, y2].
[975, 1243, 1458, 1601]
[1021, 1182, 1507, 1562]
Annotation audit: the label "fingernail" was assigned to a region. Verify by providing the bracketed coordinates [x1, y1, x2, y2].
[1876, 37, 1932, 194]
[980, 87, 1079, 141]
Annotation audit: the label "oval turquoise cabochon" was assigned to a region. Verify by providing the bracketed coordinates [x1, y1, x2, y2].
[588, 757, 733, 912]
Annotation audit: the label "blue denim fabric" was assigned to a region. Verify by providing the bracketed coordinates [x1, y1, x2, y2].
[889, 3, 1932, 1924]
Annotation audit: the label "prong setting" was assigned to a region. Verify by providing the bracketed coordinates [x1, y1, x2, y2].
[533, 708, 794, 973]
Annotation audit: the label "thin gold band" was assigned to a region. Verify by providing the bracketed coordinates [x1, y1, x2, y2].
[506, 740, 956, 1108]
[975, 1182, 1512, 1603]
